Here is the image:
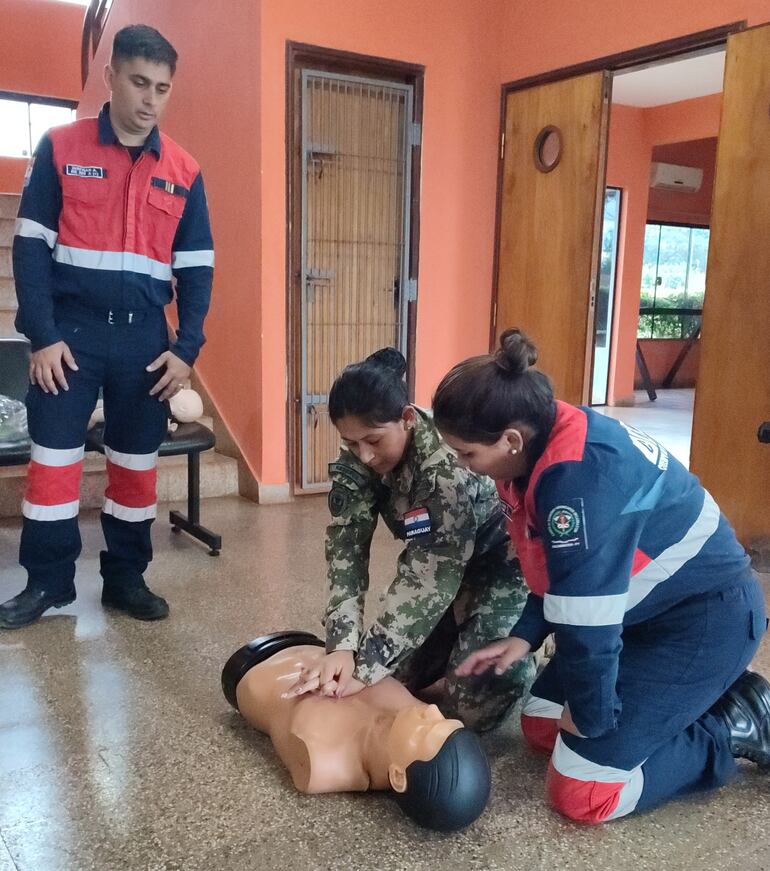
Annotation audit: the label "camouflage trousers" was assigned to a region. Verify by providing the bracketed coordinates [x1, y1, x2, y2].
[393, 547, 535, 733]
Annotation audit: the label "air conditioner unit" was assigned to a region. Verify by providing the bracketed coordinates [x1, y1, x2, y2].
[649, 162, 703, 193]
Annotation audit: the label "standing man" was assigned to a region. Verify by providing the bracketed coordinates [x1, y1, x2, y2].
[0, 25, 214, 628]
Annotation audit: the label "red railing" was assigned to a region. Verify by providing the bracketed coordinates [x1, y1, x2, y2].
[81, 0, 114, 88]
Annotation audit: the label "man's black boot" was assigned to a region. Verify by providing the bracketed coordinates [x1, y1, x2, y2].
[0, 587, 76, 629]
[101, 583, 169, 620]
[712, 670, 770, 771]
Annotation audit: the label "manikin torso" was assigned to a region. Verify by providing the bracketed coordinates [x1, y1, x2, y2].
[235, 646, 461, 794]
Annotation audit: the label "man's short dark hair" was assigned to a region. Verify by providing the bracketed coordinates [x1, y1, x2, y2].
[111, 25, 178, 76]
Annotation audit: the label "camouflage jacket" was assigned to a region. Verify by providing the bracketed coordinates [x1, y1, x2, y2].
[324, 407, 507, 684]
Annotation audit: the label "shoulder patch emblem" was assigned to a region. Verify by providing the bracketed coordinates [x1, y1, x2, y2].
[404, 507, 432, 539]
[546, 500, 588, 552]
[328, 461, 369, 490]
[328, 486, 349, 517]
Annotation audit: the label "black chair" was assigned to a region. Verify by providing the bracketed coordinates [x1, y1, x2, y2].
[0, 338, 32, 466]
[86, 420, 222, 556]
[0, 337, 221, 555]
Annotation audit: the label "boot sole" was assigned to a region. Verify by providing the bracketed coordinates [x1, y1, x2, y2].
[101, 600, 169, 621]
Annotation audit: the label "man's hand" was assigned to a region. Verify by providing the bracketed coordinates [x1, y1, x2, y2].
[146, 351, 191, 401]
[29, 341, 78, 395]
[455, 636, 532, 677]
[283, 650, 357, 699]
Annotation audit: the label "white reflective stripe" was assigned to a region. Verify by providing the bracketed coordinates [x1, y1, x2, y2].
[30, 442, 85, 467]
[15, 217, 58, 249]
[606, 768, 645, 820]
[522, 693, 563, 720]
[544, 592, 627, 626]
[172, 249, 215, 269]
[627, 490, 720, 610]
[53, 245, 172, 281]
[552, 734, 644, 785]
[102, 499, 157, 522]
[22, 499, 79, 520]
[105, 447, 158, 471]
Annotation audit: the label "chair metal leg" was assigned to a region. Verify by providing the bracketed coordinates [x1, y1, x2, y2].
[169, 452, 222, 555]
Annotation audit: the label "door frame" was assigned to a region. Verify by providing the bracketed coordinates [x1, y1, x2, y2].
[489, 22, 746, 403]
[286, 42, 424, 492]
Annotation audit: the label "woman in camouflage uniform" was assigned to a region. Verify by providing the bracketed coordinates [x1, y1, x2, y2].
[288, 348, 533, 731]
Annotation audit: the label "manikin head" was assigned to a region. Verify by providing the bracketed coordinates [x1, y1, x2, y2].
[222, 632, 491, 831]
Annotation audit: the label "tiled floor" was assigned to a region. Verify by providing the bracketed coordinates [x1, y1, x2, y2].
[1, 491, 768, 871]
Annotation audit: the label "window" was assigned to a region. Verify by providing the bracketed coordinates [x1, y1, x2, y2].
[0, 96, 76, 159]
[638, 222, 709, 339]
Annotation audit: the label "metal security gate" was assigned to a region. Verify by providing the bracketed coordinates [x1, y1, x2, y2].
[299, 70, 416, 490]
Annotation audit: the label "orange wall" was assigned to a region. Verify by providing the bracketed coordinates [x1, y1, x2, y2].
[648, 137, 718, 226]
[606, 99, 720, 403]
[0, 0, 83, 194]
[80, 0, 505, 486]
[606, 105, 651, 404]
[78, 0, 263, 482]
[635, 339, 701, 389]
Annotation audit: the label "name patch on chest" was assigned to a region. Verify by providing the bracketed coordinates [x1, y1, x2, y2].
[404, 507, 432, 539]
[64, 164, 105, 178]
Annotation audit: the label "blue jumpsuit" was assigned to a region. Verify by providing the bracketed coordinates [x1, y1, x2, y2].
[501, 402, 766, 822]
[12, 104, 214, 594]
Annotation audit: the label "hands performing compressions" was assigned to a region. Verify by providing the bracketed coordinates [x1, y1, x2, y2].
[283, 649, 366, 699]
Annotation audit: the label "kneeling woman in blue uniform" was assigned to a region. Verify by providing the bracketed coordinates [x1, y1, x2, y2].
[432, 328, 769, 823]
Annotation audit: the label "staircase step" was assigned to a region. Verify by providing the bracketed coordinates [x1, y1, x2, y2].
[0, 449, 239, 519]
[0, 278, 16, 309]
[0, 248, 11, 280]
[0, 217, 14, 247]
[0, 195, 20, 220]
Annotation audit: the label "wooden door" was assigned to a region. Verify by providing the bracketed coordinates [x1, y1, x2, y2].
[494, 72, 610, 404]
[299, 72, 415, 490]
[690, 24, 770, 544]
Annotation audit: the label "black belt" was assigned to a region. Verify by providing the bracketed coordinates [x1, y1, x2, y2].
[55, 303, 157, 325]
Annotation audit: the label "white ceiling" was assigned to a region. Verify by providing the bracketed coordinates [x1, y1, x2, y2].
[612, 49, 725, 108]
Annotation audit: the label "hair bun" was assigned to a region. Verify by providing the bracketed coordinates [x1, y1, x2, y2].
[366, 347, 407, 378]
[495, 329, 537, 376]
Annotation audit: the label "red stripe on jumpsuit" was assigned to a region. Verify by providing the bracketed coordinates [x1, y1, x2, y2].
[105, 462, 156, 510]
[25, 461, 82, 507]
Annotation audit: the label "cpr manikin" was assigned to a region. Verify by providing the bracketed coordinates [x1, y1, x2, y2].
[221, 632, 491, 831]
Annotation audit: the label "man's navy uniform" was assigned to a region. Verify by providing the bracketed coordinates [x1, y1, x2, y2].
[500, 401, 766, 822]
[12, 103, 214, 600]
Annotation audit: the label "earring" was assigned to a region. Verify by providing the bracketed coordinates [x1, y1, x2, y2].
[510, 448, 518, 455]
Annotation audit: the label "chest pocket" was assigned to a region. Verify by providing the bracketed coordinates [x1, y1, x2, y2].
[147, 182, 186, 254]
[61, 175, 109, 205]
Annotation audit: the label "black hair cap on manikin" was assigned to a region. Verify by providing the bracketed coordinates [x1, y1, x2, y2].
[395, 727, 491, 831]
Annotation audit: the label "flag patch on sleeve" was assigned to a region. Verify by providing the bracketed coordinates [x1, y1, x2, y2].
[404, 507, 432, 539]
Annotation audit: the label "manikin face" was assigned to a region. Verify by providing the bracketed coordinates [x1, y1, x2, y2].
[441, 428, 528, 481]
[335, 407, 414, 476]
[386, 704, 463, 793]
[104, 57, 173, 141]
